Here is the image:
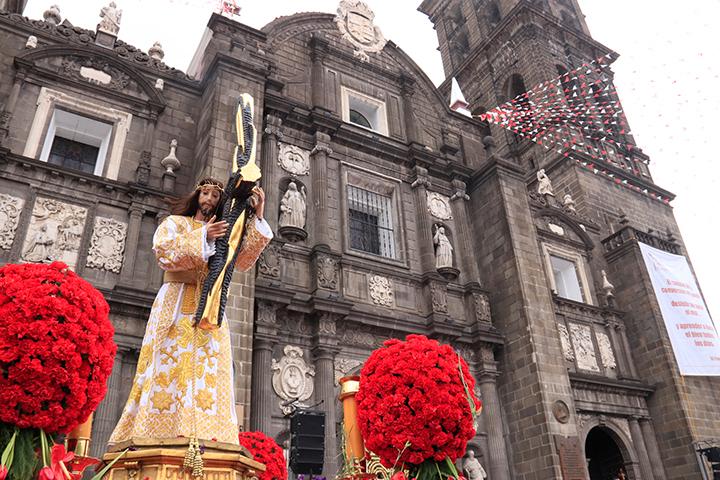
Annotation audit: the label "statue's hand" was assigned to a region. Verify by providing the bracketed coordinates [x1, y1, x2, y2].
[251, 186, 266, 220]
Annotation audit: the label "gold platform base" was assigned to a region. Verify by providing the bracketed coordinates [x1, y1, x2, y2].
[101, 438, 265, 480]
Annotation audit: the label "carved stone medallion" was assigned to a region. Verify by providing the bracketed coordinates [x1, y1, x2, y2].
[316, 255, 339, 290]
[552, 400, 570, 424]
[335, 0, 387, 62]
[427, 192, 453, 220]
[271, 345, 315, 415]
[0, 194, 24, 250]
[278, 143, 310, 176]
[21, 198, 87, 269]
[368, 274, 393, 306]
[85, 217, 127, 273]
[258, 242, 281, 278]
[569, 323, 600, 372]
[596, 332, 617, 370]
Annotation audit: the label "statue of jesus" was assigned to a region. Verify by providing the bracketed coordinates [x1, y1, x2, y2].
[108, 178, 272, 446]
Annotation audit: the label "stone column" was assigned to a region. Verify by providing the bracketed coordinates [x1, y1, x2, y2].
[450, 179, 480, 282]
[0, 73, 25, 145]
[616, 323, 639, 378]
[640, 417, 668, 480]
[90, 351, 124, 457]
[411, 166, 435, 274]
[604, 318, 630, 378]
[261, 114, 283, 231]
[312, 312, 340, 478]
[628, 416, 654, 480]
[400, 75, 419, 144]
[309, 35, 329, 111]
[250, 338, 275, 434]
[119, 205, 145, 286]
[148, 211, 169, 290]
[478, 369, 511, 480]
[310, 133, 333, 248]
[136, 115, 157, 186]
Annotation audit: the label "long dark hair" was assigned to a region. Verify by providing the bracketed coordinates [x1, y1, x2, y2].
[167, 177, 226, 218]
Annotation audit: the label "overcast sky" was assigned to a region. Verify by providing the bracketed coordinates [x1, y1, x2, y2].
[23, 0, 719, 321]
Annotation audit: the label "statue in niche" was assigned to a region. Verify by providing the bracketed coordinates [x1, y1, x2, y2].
[22, 225, 54, 263]
[537, 169, 555, 201]
[279, 181, 306, 229]
[433, 225, 454, 269]
[98, 1, 122, 35]
[563, 193, 577, 214]
[463, 450, 487, 480]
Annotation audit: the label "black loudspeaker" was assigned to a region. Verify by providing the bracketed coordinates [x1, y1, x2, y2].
[289, 410, 325, 475]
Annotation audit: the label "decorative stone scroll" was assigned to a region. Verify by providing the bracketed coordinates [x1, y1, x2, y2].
[335, 0, 387, 62]
[0, 194, 24, 250]
[258, 242, 282, 278]
[21, 198, 87, 269]
[368, 274, 393, 306]
[569, 323, 600, 372]
[271, 345, 315, 415]
[557, 324, 575, 362]
[430, 282, 448, 313]
[472, 292, 492, 323]
[86, 217, 127, 273]
[316, 254, 339, 290]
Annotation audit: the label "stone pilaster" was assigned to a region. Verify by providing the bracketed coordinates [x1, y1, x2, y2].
[478, 362, 511, 480]
[90, 351, 124, 458]
[616, 322, 638, 378]
[119, 205, 145, 286]
[310, 133, 333, 248]
[0, 74, 24, 145]
[309, 35, 329, 111]
[449, 179, 479, 282]
[410, 166, 434, 274]
[640, 417, 668, 480]
[400, 75, 419, 144]
[605, 317, 631, 378]
[312, 312, 341, 479]
[250, 300, 279, 434]
[137, 114, 157, 186]
[148, 211, 169, 290]
[261, 114, 283, 231]
[628, 416, 654, 480]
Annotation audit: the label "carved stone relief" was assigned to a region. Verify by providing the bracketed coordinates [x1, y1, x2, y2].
[60, 56, 130, 90]
[316, 255, 339, 290]
[427, 192, 453, 220]
[335, 0, 387, 62]
[256, 301, 279, 327]
[0, 194, 24, 250]
[569, 323, 600, 372]
[430, 282, 448, 313]
[318, 313, 337, 336]
[21, 198, 87, 269]
[340, 326, 379, 348]
[369, 274, 394, 306]
[334, 357, 363, 385]
[473, 292, 491, 323]
[557, 324, 575, 361]
[277, 311, 309, 335]
[85, 216, 127, 273]
[278, 143, 310, 176]
[596, 332, 617, 370]
[258, 242, 281, 278]
[272, 345, 315, 415]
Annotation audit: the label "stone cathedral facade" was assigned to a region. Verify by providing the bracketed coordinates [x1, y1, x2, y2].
[0, 0, 718, 479]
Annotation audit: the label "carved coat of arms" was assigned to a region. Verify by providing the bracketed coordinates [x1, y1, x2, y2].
[335, 0, 387, 62]
[271, 345, 315, 414]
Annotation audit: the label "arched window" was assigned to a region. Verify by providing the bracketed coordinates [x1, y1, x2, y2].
[349, 109, 372, 129]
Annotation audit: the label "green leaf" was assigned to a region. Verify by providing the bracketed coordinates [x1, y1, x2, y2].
[90, 448, 129, 480]
[1, 428, 18, 468]
[39, 429, 49, 467]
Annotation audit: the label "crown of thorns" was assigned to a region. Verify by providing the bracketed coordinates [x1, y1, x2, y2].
[195, 180, 225, 193]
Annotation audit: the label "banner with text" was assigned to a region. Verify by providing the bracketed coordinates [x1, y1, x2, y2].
[639, 242, 720, 376]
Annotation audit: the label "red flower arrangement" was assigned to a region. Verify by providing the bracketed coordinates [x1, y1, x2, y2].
[356, 335, 480, 479]
[0, 262, 116, 433]
[238, 431, 287, 480]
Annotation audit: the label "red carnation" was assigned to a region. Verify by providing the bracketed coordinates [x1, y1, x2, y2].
[0, 262, 116, 433]
[238, 431, 287, 480]
[356, 335, 480, 468]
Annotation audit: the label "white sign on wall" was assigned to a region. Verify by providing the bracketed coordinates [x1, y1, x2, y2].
[639, 242, 720, 376]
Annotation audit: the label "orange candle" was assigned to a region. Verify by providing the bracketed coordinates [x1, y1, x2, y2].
[339, 375, 364, 465]
[66, 413, 93, 457]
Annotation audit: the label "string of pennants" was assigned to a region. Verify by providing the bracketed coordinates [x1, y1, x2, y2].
[477, 53, 671, 204]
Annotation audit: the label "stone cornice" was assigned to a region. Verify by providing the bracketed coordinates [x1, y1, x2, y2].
[570, 371, 654, 397]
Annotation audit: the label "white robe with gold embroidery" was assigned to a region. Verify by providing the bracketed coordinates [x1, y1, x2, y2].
[109, 214, 272, 445]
